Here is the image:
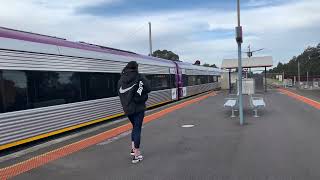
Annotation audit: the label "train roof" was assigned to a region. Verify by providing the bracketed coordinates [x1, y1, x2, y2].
[0, 27, 175, 67]
[177, 61, 221, 75]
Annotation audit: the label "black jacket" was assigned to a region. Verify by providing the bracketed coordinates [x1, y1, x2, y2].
[118, 68, 151, 115]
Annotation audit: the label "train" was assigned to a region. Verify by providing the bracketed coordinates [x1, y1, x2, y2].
[0, 27, 221, 150]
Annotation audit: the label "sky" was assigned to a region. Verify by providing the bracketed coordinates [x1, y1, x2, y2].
[0, 0, 319, 67]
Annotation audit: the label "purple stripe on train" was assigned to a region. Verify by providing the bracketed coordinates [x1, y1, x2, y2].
[0, 27, 169, 63]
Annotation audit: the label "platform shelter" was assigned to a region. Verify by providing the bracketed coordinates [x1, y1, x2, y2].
[221, 56, 273, 92]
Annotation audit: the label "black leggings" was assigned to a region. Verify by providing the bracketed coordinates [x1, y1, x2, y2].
[128, 111, 144, 149]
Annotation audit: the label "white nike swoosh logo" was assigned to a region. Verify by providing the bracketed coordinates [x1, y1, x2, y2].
[119, 84, 136, 94]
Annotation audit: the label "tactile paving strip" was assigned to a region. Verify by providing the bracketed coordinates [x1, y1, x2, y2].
[278, 88, 320, 110]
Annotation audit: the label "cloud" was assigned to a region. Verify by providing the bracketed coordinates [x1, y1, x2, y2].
[245, 0, 273, 7]
[31, 0, 118, 9]
[207, 0, 320, 33]
[0, 0, 319, 66]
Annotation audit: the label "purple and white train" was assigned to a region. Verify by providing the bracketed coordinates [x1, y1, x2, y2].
[0, 27, 220, 150]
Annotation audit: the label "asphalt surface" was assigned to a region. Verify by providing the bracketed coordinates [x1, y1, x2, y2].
[9, 90, 320, 179]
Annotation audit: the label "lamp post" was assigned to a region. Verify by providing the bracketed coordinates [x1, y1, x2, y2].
[307, 55, 310, 87]
[307, 71, 309, 88]
[149, 22, 153, 56]
[236, 0, 244, 125]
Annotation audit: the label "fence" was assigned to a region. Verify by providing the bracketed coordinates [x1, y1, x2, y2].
[266, 73, 320, 89]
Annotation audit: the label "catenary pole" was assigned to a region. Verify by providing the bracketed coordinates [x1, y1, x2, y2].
[149, 22, 153, 56]
[236, 0, 244, 125]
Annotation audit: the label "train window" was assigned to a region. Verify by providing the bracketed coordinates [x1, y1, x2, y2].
[113, 73, 121, 92]
[213, 76, 218, 82]
[196, 76, 201, 85]
[0, 70, 121, 113]
[0, 70, 135, 113]
[187, 75, 211, 86]
[86, 73, 115, 100]
[30, 71, 81, 108]
[208, 76, 214, 83]
[194, 76, 201, 85]
[182, 74, 188, 86]
[198, 75, 208, 84]
[204, 75, 209, 84]
[0, 73, 3, 113]
[1, 70, 28, 112]
[187, 75, 196, 86]
[170, 74, 176, 88]
[145, 74, 170, 91]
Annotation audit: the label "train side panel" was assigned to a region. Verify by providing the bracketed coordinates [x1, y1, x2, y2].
[0, 42, 177, 150]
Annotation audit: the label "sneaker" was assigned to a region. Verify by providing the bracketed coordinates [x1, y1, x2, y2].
[132, 155, 143, 164]
[130, 149, 135, 156]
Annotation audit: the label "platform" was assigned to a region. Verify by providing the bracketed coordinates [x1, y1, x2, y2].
[1, 89, 320, 180]
[286, 88, 320, 102]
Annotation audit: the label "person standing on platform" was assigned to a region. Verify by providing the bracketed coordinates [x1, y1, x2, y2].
[118, 61, 151, 163]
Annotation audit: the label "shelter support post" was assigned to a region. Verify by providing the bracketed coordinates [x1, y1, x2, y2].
[265, 66, 267, 92]
[236, 0, 244, 125]
[229, 69, 232, 94]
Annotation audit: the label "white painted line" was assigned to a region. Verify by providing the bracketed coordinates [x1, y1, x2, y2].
[181, 125, 195, 128]
[97, 125, 146, 146]
[97, 131, 131, 146]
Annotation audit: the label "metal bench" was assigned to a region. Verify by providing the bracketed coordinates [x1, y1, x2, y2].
[224, 97, 238, 117]
[249, 95, 266, 117]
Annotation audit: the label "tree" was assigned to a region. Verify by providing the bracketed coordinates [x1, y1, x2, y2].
[268, 43, 320, 76]
[203, 63, 217, 68]
[193, 60, 201, 65]
[203, 63, 210, 67]
[210, 64, 218, 68]
[152, 50, 179, 61]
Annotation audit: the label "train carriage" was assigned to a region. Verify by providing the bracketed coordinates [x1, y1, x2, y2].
[176, 61, 221, 98]
[0, 27, 220, 150]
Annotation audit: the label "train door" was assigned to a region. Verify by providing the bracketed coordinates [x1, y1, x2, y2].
[172, 62, 182, 100]
[181, 69, 187, 98]
[170, 67, 178, 100]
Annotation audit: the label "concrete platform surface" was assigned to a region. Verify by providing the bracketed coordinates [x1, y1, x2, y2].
[6, 90, 320, 180]
[288, 88, 320, 102]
